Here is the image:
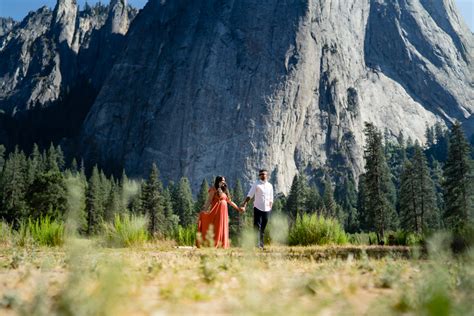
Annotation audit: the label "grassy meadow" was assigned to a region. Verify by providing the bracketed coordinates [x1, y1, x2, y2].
[0, 121, 473, 316]
[0, 233, 472, 316]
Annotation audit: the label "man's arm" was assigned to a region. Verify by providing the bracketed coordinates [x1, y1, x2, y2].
[242, 196, 251, 206]
[240, 182, 256, 210]
[240, 196, 252, 212]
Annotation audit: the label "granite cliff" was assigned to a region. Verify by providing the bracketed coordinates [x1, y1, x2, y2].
[0, 0, 137, 148]
[80, 0, 473, 192]
[1, 0, 472, 193]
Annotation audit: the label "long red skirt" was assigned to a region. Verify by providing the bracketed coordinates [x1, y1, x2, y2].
[197, 198, 230, 248]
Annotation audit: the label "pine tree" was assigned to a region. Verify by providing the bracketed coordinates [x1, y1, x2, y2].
[80, 159, 86, 176]
[162, 187, 179, 234]
[400, 141, 439, 233]
[335, 175, 359, 233]
[443, 122, 473, 232]
[129, 187, 143, 215]
[431, 158, 445, 215]
[194, 179, 209, 213]
[285, 173, 308, 221]
[232, 179, 244, 205]
[0, 147, 28, 223]
[425, 124, 435, 148]
[64, 170, 88, 234]
[27, 143, 43, 184]
[168, 180, 177, 207]
[70, 158, 78, 174]
[104, 177, 121, 222]
[385, 132, 407, 214]
[26, 155, 36, 187]
[86, 165, 104, 234]
[174, 177, 195, 227]
[399, 160, 417, 232]
[362, 122, 398, 242]
[272, 195, 285, 215]
[426, 122, 449, 163]
[119, 169, 129, 209]
[357, 174, 369, 231]
[305, 184, 321, 214]
[141, 164, 165, 236]
[56, 145, 65, 171]
[229, 179, 244, 240]
[406, 136, 415, 159]
[27, 170, 67, 219]
[45, 143, 60, 172]
[99, 170, 112, 212]
[322, 179, 337, 218]
[414, 143, 440, 230]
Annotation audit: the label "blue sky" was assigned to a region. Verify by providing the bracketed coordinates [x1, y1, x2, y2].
[0, 0, 473, 31]
[0, 1, 148, 18]
[456, 0, 474, 31]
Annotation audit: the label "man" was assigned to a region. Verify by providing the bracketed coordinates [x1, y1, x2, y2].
[241, 169, 274, 249]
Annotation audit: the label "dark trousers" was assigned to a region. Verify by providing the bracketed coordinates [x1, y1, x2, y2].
[254, 207, 271, 248]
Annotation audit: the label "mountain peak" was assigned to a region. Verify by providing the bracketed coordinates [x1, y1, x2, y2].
[51, 0, 78, 46]
[106, 0, 130, 35]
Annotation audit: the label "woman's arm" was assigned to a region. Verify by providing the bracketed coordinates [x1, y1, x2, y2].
[229, 200, 243, 212]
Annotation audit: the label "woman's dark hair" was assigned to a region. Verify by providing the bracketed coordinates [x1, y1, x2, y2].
[214, 175, 230, 199]
[214, 176, 225, 189]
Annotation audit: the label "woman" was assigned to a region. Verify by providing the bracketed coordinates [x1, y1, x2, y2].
[197, 176, 243, 248]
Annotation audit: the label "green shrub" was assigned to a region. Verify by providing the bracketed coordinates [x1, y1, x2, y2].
[15, 221, 34, 247]
[288, 214, 347, 246]
[348, 231, 424, 246]
[386, 231, 424, 246]
[0, 221, 13, 245]
[348, 232, 378, 245]
[13, 216, 66, 247]
[103, 214, 149, 247]
[26, 216, 65, 246]
[171, 225, 196, 246]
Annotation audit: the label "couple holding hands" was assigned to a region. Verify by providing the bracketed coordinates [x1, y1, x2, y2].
[197, 169, 274, 249]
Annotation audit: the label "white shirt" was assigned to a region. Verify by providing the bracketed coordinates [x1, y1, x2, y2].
[247, 180, 274, 212]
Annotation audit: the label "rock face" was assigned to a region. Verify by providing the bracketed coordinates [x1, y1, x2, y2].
[106, 0, 131, 35]
[0, 0, 137, 115]
[79, 0, 473, 193]
[52, 0, 78, 47]
[0, 18, 16, 37]
[0, 0, 137, 151]
[1, 0, 472, 193]
[0, 6, 56, 113]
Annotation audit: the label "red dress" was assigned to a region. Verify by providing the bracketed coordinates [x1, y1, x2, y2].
[197, 187, 230, 248]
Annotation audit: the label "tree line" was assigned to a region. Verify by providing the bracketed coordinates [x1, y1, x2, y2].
[284, 121, 474, 242]
[0, 144, 250, 238]
[0, 121, 473, 242]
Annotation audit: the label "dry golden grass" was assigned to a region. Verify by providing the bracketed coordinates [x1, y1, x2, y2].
[0, 240, 471, 315]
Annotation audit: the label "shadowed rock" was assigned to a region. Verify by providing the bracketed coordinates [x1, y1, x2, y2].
[80, 0, 473, 193]
[0, 0, 137, 148]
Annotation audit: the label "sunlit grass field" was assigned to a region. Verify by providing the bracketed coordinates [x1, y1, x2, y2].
[0, 237, 472, 316]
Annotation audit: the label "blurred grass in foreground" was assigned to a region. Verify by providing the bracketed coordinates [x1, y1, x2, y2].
[0, 232, 471, 315]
